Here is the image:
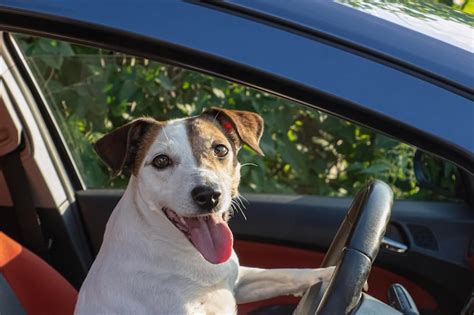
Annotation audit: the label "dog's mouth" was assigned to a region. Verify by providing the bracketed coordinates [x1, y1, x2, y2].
[162, 208, 233, 265]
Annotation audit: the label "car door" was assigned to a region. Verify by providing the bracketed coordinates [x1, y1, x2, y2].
[0, 2, 472, 315]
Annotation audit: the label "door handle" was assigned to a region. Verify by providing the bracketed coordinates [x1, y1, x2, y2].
[382, 236, 408, 253]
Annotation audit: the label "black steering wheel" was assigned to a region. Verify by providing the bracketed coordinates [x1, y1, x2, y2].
[295, 180, 393, 315]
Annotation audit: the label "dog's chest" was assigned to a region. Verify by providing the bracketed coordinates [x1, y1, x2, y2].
[187, 286, 236, 315]
[183, 257, 239, 315]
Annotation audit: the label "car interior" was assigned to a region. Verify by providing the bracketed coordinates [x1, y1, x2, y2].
[0, 31, 473, 315]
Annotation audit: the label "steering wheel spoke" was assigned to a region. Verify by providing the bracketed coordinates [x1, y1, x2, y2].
[295, 180, 393, 315]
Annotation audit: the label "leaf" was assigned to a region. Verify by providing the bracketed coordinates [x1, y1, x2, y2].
[58, 41, 75, 56]
[41, 55, 63, 70]
[119, 80, 138, 100]
[46, 80, 63, 93]
[212, 87, 225, 99]
[463, 0, 474, 14]
[158, 73, 173, 91]
[359, 162, 391, 174]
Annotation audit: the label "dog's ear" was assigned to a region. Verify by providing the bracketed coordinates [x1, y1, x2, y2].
[94, 118, 155, 176]
[204, 107, 264, 156]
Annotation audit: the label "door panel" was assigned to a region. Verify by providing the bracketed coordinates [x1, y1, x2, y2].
[76, 190, 474, 314]
[235, 241, 324, 315]
[234, 241, 437, 314]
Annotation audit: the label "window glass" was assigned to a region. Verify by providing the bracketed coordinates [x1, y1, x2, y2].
[13, 34, 461, 201]
[337, 0, 473, 52]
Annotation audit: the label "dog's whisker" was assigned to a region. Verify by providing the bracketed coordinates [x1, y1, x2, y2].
[240, 163, 258, 168]
[235, 197, 245, 210]
[236, 195, 249, 221]
[237, 193, 249, 205]
[228, 205, 235, 217]
[229, 203, 237, 218]
[213, 111, 221, 124]
[152, 141, 171, 146]
[230, 200, 241, 215]
[236, 196, 246, 208]
[229, 204, 237, 217]
[232, 198, 247, 221]
[233, 199, 242, 212]
[230, 199, 239, 211]
[162, 125, 170, 142]
[239, 207, 248, 221]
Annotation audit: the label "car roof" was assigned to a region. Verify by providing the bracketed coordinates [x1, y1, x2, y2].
[0, 1, 473, 172]
[223, 0, 473, 93]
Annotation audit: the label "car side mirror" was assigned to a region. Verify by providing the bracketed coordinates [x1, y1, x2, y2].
[414, 150, 464, 200]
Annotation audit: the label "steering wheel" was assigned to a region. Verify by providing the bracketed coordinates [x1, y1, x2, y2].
[295, 180, 393, 315]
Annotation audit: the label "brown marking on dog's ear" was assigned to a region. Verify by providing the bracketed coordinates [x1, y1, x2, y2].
[204, 107, 264, 156]
[94, 118, 159, 176]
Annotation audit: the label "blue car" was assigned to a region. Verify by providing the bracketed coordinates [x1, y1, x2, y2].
[0, 1, 472, 314]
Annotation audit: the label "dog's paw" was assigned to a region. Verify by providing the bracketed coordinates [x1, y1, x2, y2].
[310, 266, 336, 284]
[308, 267, 370, 292]
[291, 266, 336, 297]
[310, 267, 368, 291]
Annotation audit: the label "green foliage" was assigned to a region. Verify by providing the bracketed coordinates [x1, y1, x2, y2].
[14, 35, 460, 200]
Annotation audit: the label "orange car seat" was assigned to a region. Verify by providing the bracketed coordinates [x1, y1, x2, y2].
[0, 232, 77, 314]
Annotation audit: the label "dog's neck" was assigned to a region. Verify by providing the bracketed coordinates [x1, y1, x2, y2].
[102, 175, 239, 287]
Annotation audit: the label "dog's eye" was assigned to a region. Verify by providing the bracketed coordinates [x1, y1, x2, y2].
[214, 144, 229, 158]
[152, 154, 171, 169]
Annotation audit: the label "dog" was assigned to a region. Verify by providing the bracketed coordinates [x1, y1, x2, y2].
[75, 107, 335, 314]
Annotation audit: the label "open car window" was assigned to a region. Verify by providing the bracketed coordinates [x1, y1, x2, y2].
[12, 34, 462, 201]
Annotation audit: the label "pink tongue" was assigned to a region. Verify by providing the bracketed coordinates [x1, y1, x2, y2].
[184, 214, 233, 264]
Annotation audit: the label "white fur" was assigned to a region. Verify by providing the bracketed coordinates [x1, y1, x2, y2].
[75, 120, 334, 314]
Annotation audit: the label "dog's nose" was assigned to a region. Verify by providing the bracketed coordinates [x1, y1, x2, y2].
[191, 185, 221, 211]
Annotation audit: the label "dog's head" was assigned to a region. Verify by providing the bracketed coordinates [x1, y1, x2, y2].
[94, 108, 263, 264]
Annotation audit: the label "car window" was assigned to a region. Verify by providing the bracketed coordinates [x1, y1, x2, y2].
[13, 34, 462, 201]
[338, 0, 474, 52]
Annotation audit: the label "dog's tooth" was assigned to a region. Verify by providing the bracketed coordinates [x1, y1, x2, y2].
[179, 216, 186, 226]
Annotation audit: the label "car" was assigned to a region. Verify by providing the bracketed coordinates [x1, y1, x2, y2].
[0, 0, 472, 314]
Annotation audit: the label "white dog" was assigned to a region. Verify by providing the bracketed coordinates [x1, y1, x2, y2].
[75, 107, 334, 314]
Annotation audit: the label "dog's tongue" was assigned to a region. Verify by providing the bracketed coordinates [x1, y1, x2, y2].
[184, 214, 233, 264]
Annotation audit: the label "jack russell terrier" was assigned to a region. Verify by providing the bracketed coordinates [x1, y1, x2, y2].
[75, 107, 335, 314]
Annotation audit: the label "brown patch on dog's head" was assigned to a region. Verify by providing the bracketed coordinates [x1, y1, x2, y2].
[187, 116, 240, 196]
[187, 108, 264, 197]
[187, 116, 237, 168]
[202, 107, 264, 156]
[94, 118, 161, 176]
